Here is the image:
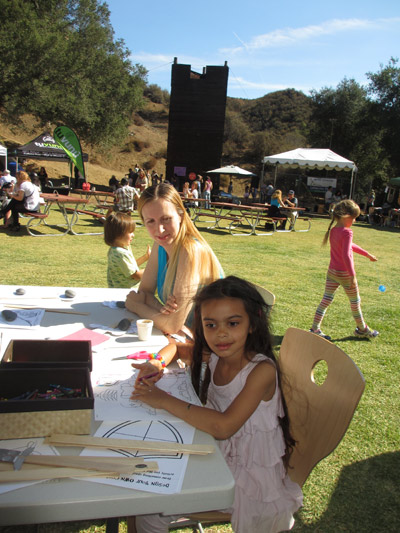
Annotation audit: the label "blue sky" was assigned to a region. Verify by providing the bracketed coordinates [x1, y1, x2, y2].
[107, 0, 400, 100]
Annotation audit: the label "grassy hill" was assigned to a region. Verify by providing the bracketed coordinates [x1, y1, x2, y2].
[0, 99, 168, 188]
[0, 89, 312, 189]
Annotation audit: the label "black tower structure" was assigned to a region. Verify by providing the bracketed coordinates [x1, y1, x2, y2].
[166, 58, 228, 187]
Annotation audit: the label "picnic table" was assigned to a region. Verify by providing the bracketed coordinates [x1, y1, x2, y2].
[192, 202, 311, 235]
[25, 194, 101, 236]
[74, 189, 115, 205]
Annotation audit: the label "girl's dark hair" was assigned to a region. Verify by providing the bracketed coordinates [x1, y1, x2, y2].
[104, 211, 135, 246]
[191, 275, 295, 466]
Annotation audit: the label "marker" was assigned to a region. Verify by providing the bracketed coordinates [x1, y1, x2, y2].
[139, 371, 160, 382]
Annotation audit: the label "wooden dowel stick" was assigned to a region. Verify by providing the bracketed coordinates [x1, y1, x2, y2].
[2, 305, 89, 316]
[21, 455, 158, 474]
[0, 467, 120, 482]
[46, 434, 214, 455]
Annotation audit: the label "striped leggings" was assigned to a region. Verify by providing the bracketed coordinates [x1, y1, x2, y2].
[312, 269, 366, 330]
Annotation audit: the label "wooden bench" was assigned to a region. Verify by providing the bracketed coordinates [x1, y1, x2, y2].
[24, 212, 49, 220]
[65, 207, 105, 221]
[193, 211, 243, 230]
[25, 212, 50, 236]
[256, 216, 288, 232]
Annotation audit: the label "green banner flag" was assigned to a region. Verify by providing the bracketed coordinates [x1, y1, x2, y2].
[53, 126, 86, 180]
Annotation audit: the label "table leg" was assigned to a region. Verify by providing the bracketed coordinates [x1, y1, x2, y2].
[106, 517, 120, 533]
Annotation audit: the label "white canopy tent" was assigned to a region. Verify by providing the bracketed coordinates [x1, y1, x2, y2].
[262, 148, 357, 198]
[0, 143, 7, 172]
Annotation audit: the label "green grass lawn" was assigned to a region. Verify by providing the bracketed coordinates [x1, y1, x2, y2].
[0, 209, 399, 532]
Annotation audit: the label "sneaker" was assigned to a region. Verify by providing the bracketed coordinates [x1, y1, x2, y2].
[309, 328, 331, 341]
[354, 326, 379, 338]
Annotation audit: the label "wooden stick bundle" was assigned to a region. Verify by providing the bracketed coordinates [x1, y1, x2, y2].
[0, 456, 158, 482]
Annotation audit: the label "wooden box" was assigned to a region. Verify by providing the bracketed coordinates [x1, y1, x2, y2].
[0, 367, 93, 439]
[1, 339, 92, 371]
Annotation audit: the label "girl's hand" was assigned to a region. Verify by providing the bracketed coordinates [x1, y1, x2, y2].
[131, 361, 164, 385]
[131, 379, 167, 408]
[146, 244, 151, 260]
[368, 254, 377, 262]
[160, 294, 178, 315]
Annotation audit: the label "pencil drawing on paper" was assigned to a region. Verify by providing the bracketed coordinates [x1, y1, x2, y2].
[93, 370, 201, 422]
[100, 419, 185, 460]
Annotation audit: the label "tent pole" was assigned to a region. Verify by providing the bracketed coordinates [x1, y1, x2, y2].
[349, 168, 354, 199]
[274, 165, 277, 188]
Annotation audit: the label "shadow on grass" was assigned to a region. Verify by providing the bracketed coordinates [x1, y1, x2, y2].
[294, 451, 400, 532]
[332, 334, 378, 342]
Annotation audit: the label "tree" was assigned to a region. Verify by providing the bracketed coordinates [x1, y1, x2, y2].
[307, 78, 390, 197]
[367, 58, 400, 174]
[0, 0, 147, 146]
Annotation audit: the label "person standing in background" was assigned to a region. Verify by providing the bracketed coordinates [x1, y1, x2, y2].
[203, 176, 213, 209]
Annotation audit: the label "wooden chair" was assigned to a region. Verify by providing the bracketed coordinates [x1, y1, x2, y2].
[279, 327, 365, 486]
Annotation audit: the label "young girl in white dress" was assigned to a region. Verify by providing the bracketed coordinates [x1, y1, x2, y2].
[131, 276, 303, 533]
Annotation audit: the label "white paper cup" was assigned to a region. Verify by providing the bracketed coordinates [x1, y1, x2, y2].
[136, 319, 153, 341]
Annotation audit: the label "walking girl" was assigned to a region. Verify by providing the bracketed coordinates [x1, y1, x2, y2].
[310, 199, 379, 340]
[132, 276, 303, 533]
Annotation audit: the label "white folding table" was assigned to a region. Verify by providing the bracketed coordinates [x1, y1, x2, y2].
[0, 285, 235, 527]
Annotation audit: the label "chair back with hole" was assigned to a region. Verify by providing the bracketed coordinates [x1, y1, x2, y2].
[279, 327, 365, 487]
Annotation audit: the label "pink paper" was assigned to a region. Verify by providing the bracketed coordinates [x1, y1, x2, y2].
[60, 328, 109, 346]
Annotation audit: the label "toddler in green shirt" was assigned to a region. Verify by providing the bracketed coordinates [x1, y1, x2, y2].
[104, 212, 150, 288]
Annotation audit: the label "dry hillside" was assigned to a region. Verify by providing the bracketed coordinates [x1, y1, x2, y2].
[0, 100, 168, 187]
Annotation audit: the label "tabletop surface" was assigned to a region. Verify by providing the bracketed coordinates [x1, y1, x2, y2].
[0, 285, 234, 526]
[40, 193, 89, 204]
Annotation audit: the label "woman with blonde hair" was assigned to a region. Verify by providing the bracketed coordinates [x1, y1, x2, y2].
[125, 183, 223, 336]
[268, 189, 287, 229]
[1, 171, 40, 231]
[182, 181, 190, 198]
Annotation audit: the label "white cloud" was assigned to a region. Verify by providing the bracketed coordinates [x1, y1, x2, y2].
[221, 17, 400, 54]
[228, 76, 310, 93]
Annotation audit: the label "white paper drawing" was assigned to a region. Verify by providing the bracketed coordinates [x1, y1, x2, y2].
[80, 419, 195, 494]
[92, 370, 202, 422]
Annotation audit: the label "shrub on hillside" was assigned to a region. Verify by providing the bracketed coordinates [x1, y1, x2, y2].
[133, 114, 144, 127]
[134, 140, 150, 152]
[144, 84, 170, 105]
[154, 147, 167, 159]
[121, 140, 136, 153]
[143, 157, 157, 170]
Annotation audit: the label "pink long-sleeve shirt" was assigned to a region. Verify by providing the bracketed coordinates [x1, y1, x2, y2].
[329, 226, 369, 276]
